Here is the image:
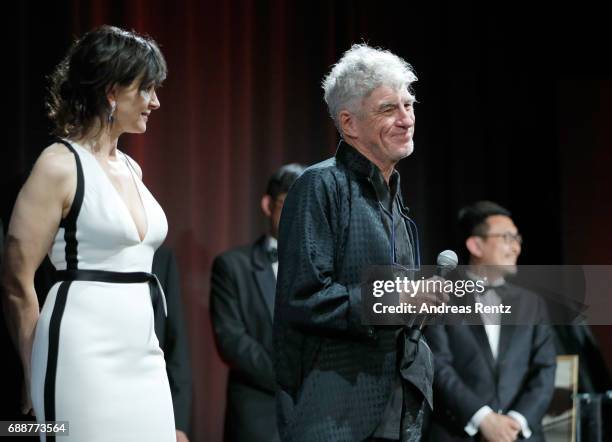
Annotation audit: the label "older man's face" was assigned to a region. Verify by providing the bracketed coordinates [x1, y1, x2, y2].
[354, 85, 415, 166]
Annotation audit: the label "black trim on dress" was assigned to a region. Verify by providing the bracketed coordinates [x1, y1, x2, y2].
[54, 269, 167, 316]
[43, 281, 71, 441]
[43, 139, 84, 439]
[56, 139, 84, 270]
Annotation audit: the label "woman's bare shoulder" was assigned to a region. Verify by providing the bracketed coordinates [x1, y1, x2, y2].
[32, 142, 77, 182]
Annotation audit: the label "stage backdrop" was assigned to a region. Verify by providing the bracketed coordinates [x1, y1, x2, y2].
[6, 1, 611, 440]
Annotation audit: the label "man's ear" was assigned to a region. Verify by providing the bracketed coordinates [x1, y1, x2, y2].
[261, 195, 273, 217]
[339, 110, 358, 139]
[466, 236, 483, 258]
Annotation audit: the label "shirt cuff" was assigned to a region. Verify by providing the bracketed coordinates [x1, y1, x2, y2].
[464, 406, 493, 436]
[507, 410, 532, 438]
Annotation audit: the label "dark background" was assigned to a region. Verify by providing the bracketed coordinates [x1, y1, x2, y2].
[3, 1, 611, 440]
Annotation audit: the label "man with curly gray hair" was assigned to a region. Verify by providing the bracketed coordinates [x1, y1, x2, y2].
[274, 44, 432, 442]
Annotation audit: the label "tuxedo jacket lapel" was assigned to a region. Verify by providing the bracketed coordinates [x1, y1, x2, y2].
[252, 237, 276, 320]
[461, 291, 495, 374]
[497, 300, 515, 367]
[469, 323, 497, 375]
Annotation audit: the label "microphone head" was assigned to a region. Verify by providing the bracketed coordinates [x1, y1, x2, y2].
[437, 249, 458, 270]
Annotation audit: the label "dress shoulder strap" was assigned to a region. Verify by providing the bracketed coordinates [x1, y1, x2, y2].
[120, 151, 140, 179]
[56, 139, 85, 270]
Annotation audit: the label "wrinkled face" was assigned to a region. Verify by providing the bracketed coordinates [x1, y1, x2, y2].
[112, 79, 160, 134]
[354, 85, 415, 167]
[479, 215, 522, 268]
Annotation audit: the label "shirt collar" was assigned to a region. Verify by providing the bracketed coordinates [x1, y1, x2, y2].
[335, 139, 401, 196]
[265, 235, 277, 251]
[335, 139, 399, 181]
[466, 270, 505, 287]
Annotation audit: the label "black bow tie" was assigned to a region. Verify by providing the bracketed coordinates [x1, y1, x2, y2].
[482, 283, 508, 296]
[267, 248, 278, 263]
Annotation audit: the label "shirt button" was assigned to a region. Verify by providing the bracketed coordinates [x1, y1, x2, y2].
[367, 327, 375, 337]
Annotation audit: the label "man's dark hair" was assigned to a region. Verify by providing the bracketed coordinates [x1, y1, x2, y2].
[47, 25, 167, 139]
[265, 163, 306, 199]
[458, 200, 512, 248]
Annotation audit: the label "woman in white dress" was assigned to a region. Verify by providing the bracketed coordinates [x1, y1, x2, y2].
[1, 25, 176, 441]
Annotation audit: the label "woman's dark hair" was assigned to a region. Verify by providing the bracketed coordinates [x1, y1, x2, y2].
[47, 25, 167, 139]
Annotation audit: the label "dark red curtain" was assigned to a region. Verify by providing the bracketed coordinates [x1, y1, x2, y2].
[58, 2, 339, 440]
[6, 1, 612, 440]
[9, 2, 344, 440]
[559, 79, 612, 372]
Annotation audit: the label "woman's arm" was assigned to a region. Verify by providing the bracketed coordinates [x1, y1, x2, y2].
[1, 144, 75, 411]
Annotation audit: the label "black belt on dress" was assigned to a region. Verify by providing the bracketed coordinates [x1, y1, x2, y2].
[54, 269, 168, 316]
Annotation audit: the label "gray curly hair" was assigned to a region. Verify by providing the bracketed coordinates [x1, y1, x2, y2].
[322, 44, 417, 133]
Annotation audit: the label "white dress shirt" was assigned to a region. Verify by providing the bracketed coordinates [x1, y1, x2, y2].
[463, 275, 532, 439]
[266, 235, 278, 278]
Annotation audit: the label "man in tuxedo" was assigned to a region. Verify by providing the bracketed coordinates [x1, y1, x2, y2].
[210, 163, 305, 442]
[274, 44, 437, 441]
[424, 201, 556, 442]
[152, 245, 192, 442]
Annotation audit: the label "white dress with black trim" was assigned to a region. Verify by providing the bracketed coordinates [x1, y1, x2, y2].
[30, 140, 175, 441]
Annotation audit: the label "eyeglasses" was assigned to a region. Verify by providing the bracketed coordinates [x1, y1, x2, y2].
[480, 233, 523, 245]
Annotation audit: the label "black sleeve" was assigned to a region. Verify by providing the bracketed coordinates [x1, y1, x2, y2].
[275, 170, 369, 339]
[210, 255, 276, 393]
[156, 248, 192, 433]
[424, 325, 489, 426]
[508, 324, 557, 426]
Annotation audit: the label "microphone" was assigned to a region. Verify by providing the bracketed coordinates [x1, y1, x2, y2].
[437, 249, 458, 278]
[408, 250, 458, 341]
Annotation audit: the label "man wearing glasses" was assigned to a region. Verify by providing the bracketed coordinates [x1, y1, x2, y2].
[424, 201, 556, 442]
